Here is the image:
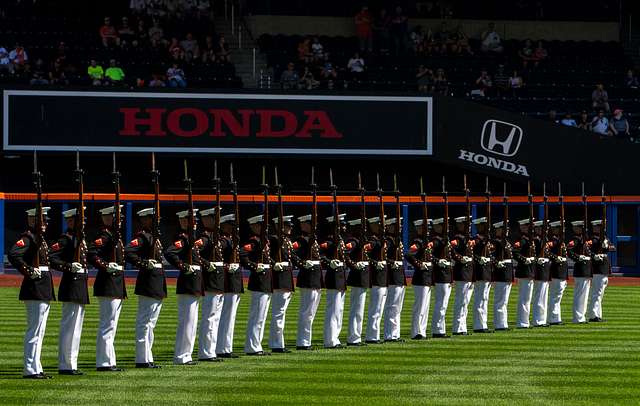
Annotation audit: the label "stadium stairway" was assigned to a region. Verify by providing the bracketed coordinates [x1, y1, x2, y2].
[214, 17, 267, 88]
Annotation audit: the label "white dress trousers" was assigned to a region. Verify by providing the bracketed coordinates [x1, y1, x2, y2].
[572, 277, 591, 323]
[324, 289, 346, 347]
[588, 274, 608, 320]
[383, 285, 405, 340]
[516, 278, 534, 328]
[531, 280, 549, 326]
[269, 290, 292, 349]
[473, 281, 492, 331]
[135, 295, 163, 364]
[58, 302, 85, 371]
[547, 278, 567, 324]
[347, 287, 367, 344]
[23, 300, 50, 376]
[296, 288, 321, 347]
[96, 297, 123, 367]
[493, 282, 512, 329]
[216, 293, 241, 355]
[244, 291, 271, 353]
[411, 286, 431, 338]
[198, 292, 224, 360]
[431, 283, 452, 335]
[365, 286, 387, 341]
[174, 294, 200, 364]
[452, 281, 473, 333]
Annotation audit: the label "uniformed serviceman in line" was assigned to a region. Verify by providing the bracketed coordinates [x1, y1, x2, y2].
[241, 215, 273, 356]
[125, 207, 167, 368]
[513, 218, 536, 329]
[471, 217, 493, 333]
[364, 216, 388, 344]
[344, 218, 370, 346]
[532, 220, 551, 327]
[9, 207, 55, 379]
[49, 208, 89, 375]
[383, 216, 406, 342]
[587, 220, 610, 323]
[430, 217, 453, 338]
[293, 214, 324, 350]
[451, 216, 474, 336]
[164, 209, 203, 365]
[195, 207, 226, 362]
[87, 205, 126, 372]
[321, 214, 348, 348]
[491, 221, 514, 331]
[216, 213, 244, 359]
[567, 220, 592, 323]
[405, 219, 433, 340]
[546, 220, 569, 325]
[269, 215, 296, 353]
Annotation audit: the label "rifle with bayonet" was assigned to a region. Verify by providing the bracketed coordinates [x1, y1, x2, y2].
[581, 182, 590, 257]
[329, 169, 346, 284]
[183, 160, 199, 268]
[150, 153, 163, 261]
[501, 182, 513, 261]
[393, 173, 405, 283]
[74, 151, 86, 265]
[463, 174, 474, 257]
[260, 166, 271, 266]
[212, 160, 223, 262]
[111, 153, 124, 277]
[376, 173, 387, 264]
[230, 163, 240, 265]
[540, 183, 549, 259]
[558, 183, 567, 258]
[600, 183, 608, 254]
[527, 181, 536, 258]
[308, 167, 320, 261]
[442, 176, 453, 274]
[32, 151, 48, 269]
[419, 176, 432, 263]
[275, 167, 284, 264]
[483, 176, 492, 258]
[357, 172, 369, 262]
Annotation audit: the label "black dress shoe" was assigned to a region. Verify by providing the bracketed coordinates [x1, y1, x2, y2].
[217, 353, 240, 359]
[271, 348, 291, 353]
[178, 360, 198, 366]
[364, 340, 383, 344]
[549, 322, 564, 326]
[325, 344, 344, 349]
[246, 351, 271, 356]
[495, 328, 511, 331]
[453, 332, 469, 336]
[39, 373, 53, 379]
[58, 369, 83, 375]
[411, 334, 425, 340]
[516, 326, 530, 329]
[296, 346, 313, 350]
[97, 366, 124, 372]
[347, 342, 367, 346]
[533, 324, 549, 328]
[473, 329, 493, 333]
[24, 373, 51, 379]
[432, 334, 450, 338]
[199, 357, 224, 362]
[384, 338, 405, 343]
[135, 363, 161, 369]
[589, 317, 605, 322]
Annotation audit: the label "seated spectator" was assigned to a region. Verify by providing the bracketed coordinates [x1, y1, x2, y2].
[433, 21, 450, 44]
[202, 35, 216, 63]
[609, 109, 630, 139]
[493, 65, 509, 95]
[347, 52, 365, 79]
[373, 8, 391, 54]
[410, 26, 425, 54]
[105, 59, 125, 85]
[416, 65, 433, 92]
[100, 17, 120, 47]
[149, 74, 166, 87]
[311, 37, 324, 60]
[148, 19, 165, 46]
[216, 35, 230, 63]
[0, 46, 14, 74]
[480, 22, 503, 53]
[88, 59, 104, 85]
[9, 43, 28, 71]
[320, 60, 338, 89]
[168, 37, 184, 60]
[167, 63, 187, 87]
[136, 19, 149, 46]
[118, 17, 135, 46]
[592, 83, 610, 112]
[355, 6, 373, 53]
[577, 111, 591, 130]
[591, 110, 611, 136]
[533, 41, 548, 64]
[297, 38, 312, 64]
[451, 25, 471, 54]
[280, 62, 300, 90]
[433, 68, 448, 95]
[548, 110, 558, 124]
[29, 59, 48, 85]
[472, 70, 493, 97]
[519, 39, 535, 68]
[560, 113, 577, 127]
[300, 66, 319, 90]
[390, 6, 408, 55]
[49, 59, 68, 85]
[180, 33, 200, 59]
[509, 70, 524, 95]
[625, 69, 639, 89]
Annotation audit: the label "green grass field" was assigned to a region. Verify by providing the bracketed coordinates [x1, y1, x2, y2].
[0, 284, 639, 405]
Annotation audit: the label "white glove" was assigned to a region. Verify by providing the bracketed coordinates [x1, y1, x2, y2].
[304, 260, 315, 269]
[594, 254, 607, 262]
[356, 261, 369, 271]
[524, 257, 535, 265]
[461, 256, 473, 264]
[29, 267, 42, 279]
[274, 261, 289, 272]
[329, 259, 342, 269]
[257, 263, 269, 273]
[209, 262, 224, 272]
[185, 264, 200, 274]
[537, 258, 550, 266]
[375, 260, 386, 270]
[497, 260, 508, 269]
[602, 239, 610, 250]
[420, 261, 432, 270]
[71, 262, 84, 273]
[579, 255, 591, 262]
[393, 260, 403, 269]
[107, 262, 123, 274]
[228, 263, 240, 273]
[438, 259, 452, 268]
[479, 257, 491, 265]
[146, 259, 160, 271]
[556, 256, 568, 263]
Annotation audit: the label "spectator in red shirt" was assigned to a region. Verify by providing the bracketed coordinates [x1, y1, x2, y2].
[100, 17, 120, 47]
[355, 6, 373, 54]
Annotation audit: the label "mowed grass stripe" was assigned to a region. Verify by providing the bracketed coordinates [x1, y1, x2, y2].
[0, 285, 639, 405]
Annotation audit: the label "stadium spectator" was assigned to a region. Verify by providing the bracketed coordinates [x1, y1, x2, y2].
[29, 59, 49, 85]
[167, 63, 187, 87]
[100, 17, 120, 47]
[216, 34, 231, 62]
[202, 35, 216, 63]
[49, 58, 68, 85]
[561, 113, 577, 127]
[0, 46, 14, 74]
[297, 38, 312, 64]
[433, 21, 450, 44]
[533, 41, 548, 64]
[149, 74, 166, 87]
[577, 111, 592, 131]
[347, 52, 365, 80]
[88, 59, 104, 85]
[519, 39, 535, 68]
[180, 33, 200, 59]
[280, 62, 300, 90]
[591, 110, 611, 136]
[390, 6, 409, 55]
[355, 6, 373, 53]
[320, 59, 338, 89]
[373, 8, 391, 54]
[509, 70, 524, 96]
[149, 19, 166, 46]
[136, 19, 149, 46]
[548, 110, 559, 123]
[416, 65, 433, 92]
[592, 83, 610, 112]
[480, 22, 503, 53]
[118, 17, 135, 46]
[300, 66, 320, 90]
[311, 37, 324, 60]
[410, 26, 426, 54]
[168, 38, 184, 60]
[472, 70, 493, 97]
[493, 65, 509, 95]
[609, 109, 630, 139]
[433, 68, 448, 95]
[105, 59, 125, 85]
[625, 70, 639, 89]
[9, 43, 28, 71]
[450, 25, 472, 55]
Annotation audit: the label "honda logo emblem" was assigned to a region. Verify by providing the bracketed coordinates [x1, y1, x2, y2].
[480, 120, 523, 157]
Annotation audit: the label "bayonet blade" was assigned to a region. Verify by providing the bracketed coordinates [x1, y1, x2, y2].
[230, 163, 234, 183]
[329, 168, 334, 187]
[275, 166, 279, 187]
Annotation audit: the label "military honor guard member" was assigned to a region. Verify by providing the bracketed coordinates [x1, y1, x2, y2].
[513, 218, 536, 328]
[405, 219, 433, 340]
[321, 214, 348, 348]
[125, 207, 167, 368]
[87, 205, 126, 371]
[546, 220, 569, 325]
[431, 218, 453, 338]
[344, 219, 370, 346]
[241, 215, 273, 356]
[383, 217, 406, 342]
[567, 220, 592, 323]
[451, 216, 474, 335]
[532, 220, 551, 327]
[472, 217, 493, 333]
[269, 215, 296, 353]
[587, 220, 610, 322]
[194, 207, 225, 362]
[49, 207, 90, 375]
[364, 216, 388, 344]
[491, 221, 514, 330]
[9, 207, 55, 379]
[293, 214, 324, 350]
[216, 213, 244, 358]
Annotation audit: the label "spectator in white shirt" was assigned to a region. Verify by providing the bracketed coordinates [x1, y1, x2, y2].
[0, 47, 14, 74]
[591, 110, 611, 136]
[480, 22, 503, 53]
[347, 52, 365, 80]
[311, 37, 324, 60]
[167, 63, 187, 87]
[560, 113, 577, 127]
[9, 43, 28, 71]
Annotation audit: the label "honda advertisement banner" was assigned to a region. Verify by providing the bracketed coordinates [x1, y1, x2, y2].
[2, 90, 433, 156]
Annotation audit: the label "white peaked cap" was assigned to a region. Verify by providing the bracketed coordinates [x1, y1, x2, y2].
[454, 216, 467, 223]
[99, 205, 123, 215]
[298, 214, 312, 222]
[571, 220, 584, 226]
[385, 217, 402, 225]
[177, 209, 198, 219]
[326, 213, 347, 223]
[63, 207, 86, 218]
[199, 207, 218, 217]
[273, 215, 294, 224]
[591, 220, 603, 226]
[26, 207, 51, 216]
[549, 220, 562, 227]
[413, 219, 432, 226]
[432, 218, 446, 225]
[220, 214, 235, 223]
[493, 221, 504, 228]
[367, 215, 387, 223]
[472, 217, 487, 225]
[518, 218, 533, 225]
[137, 207, 155, 217]
[533, 220, 544, 227]
[247, 215, 264, 224]
[348, 219, 362, 226]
